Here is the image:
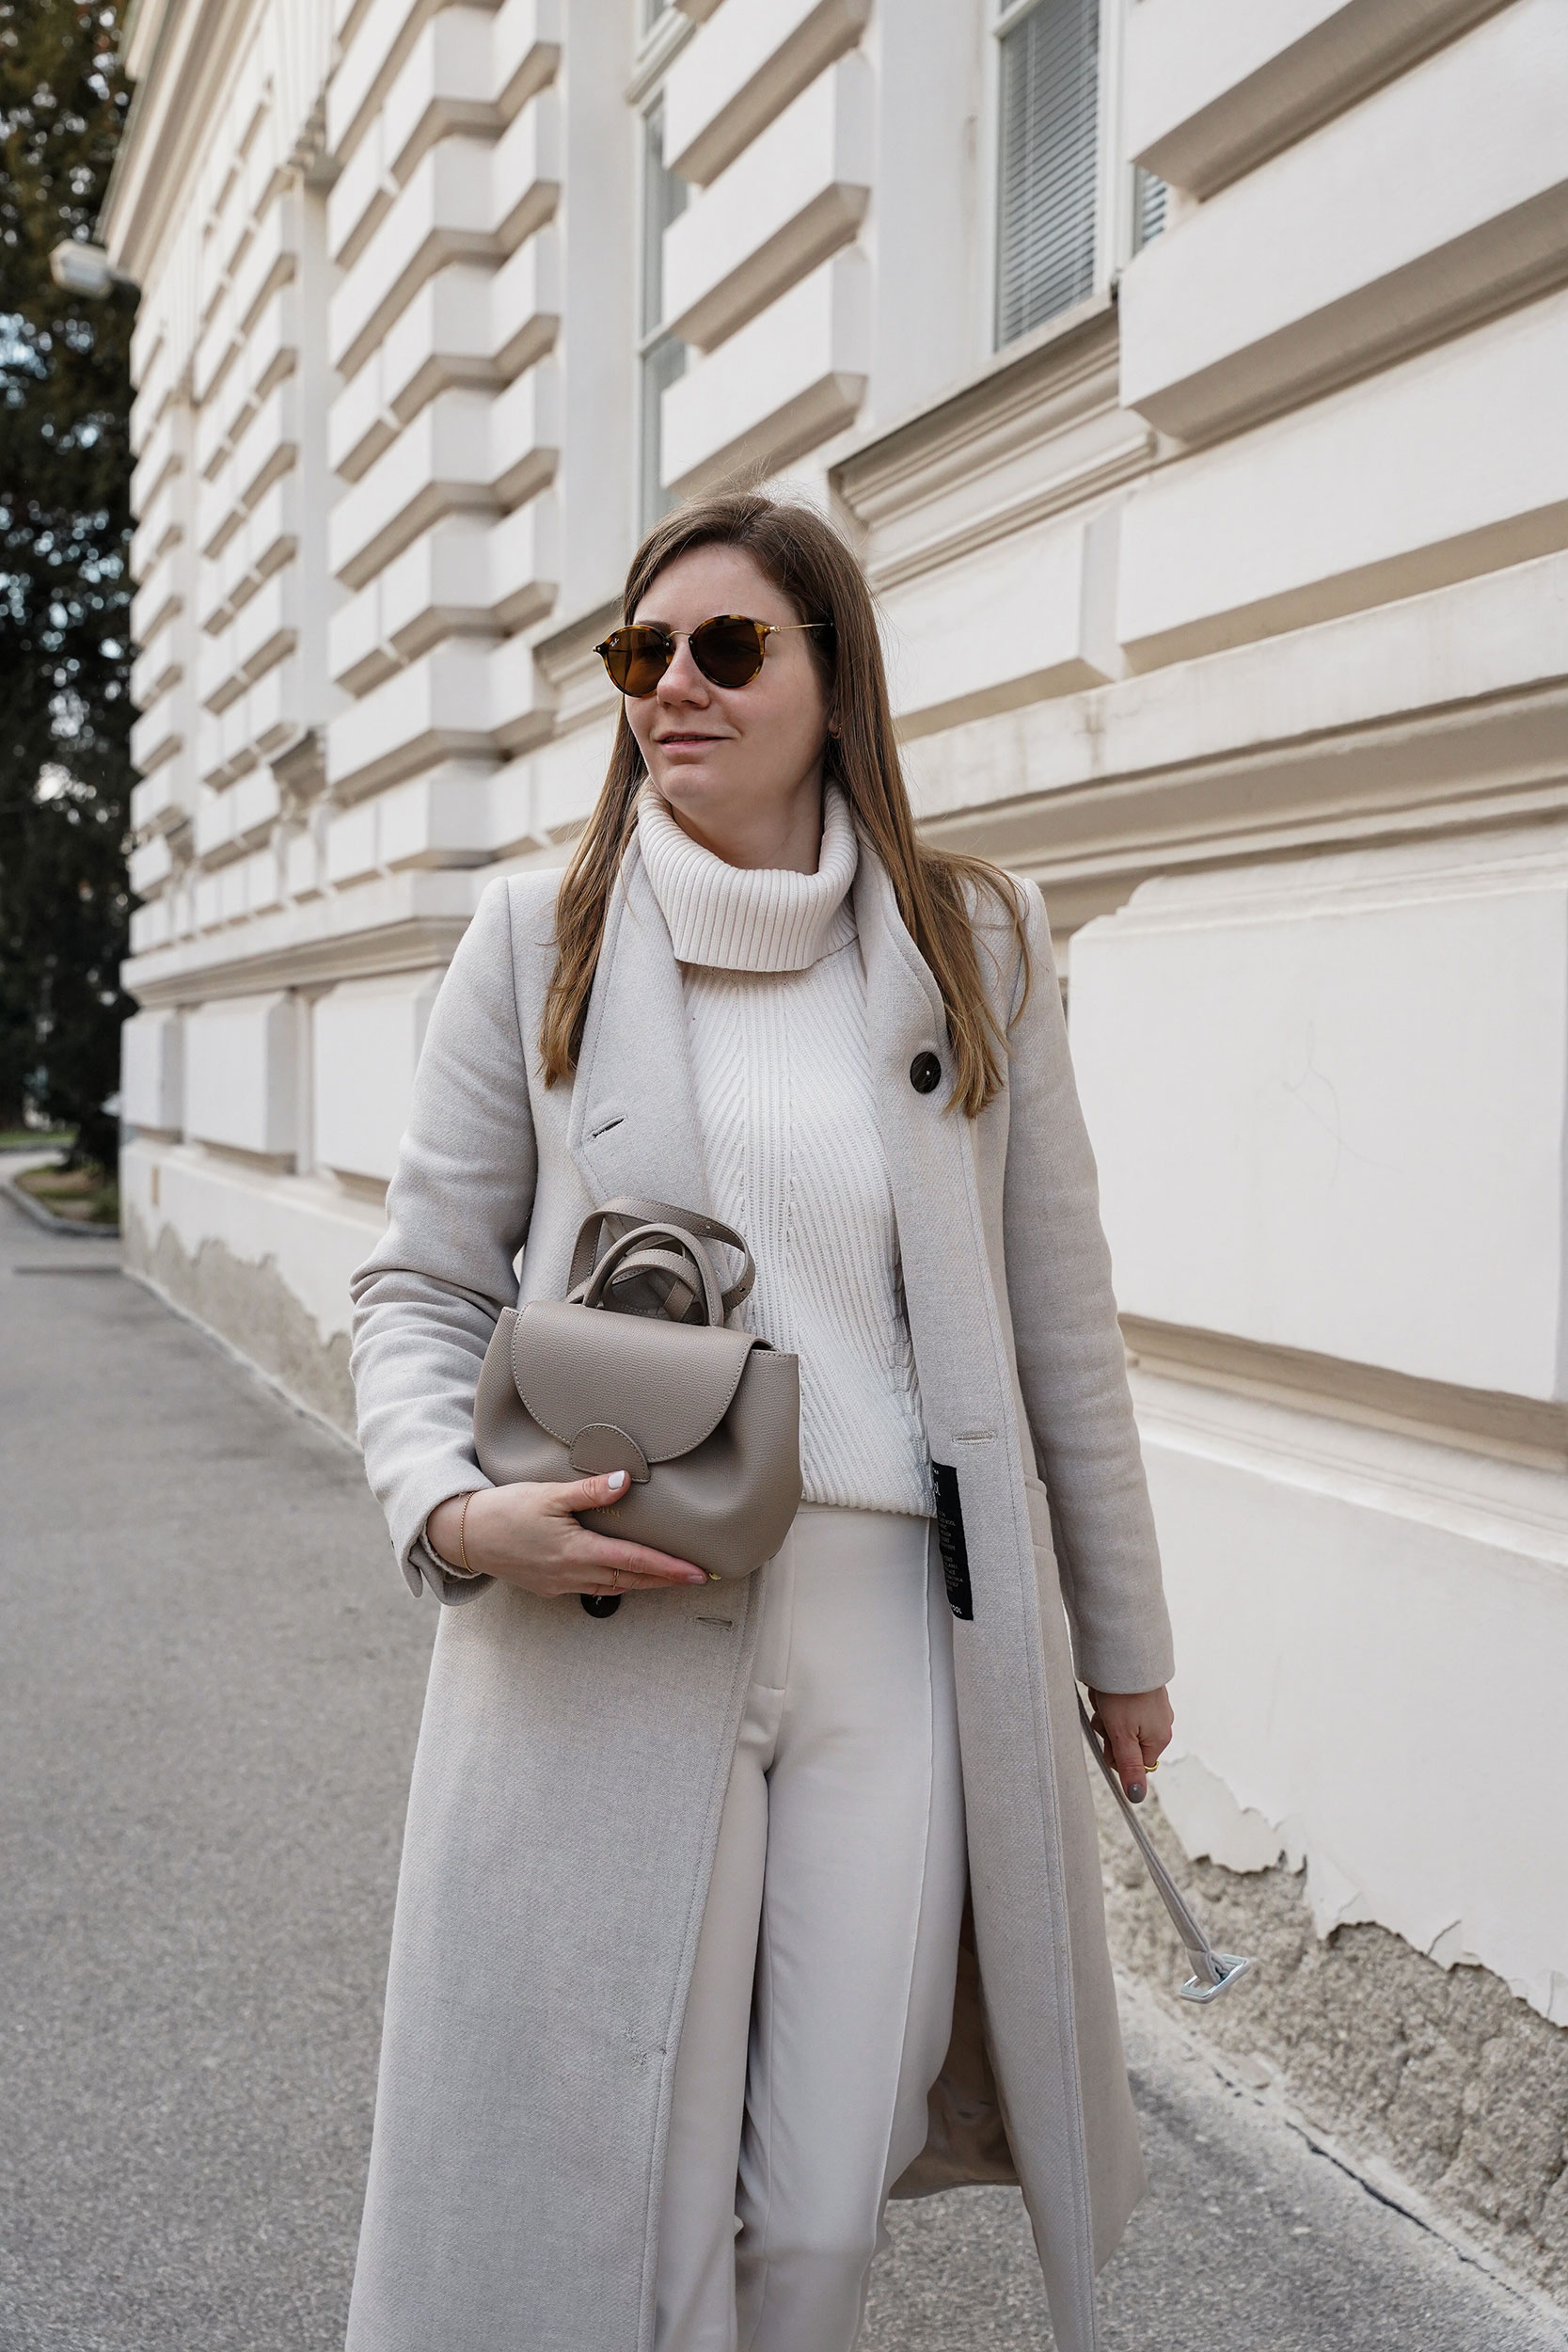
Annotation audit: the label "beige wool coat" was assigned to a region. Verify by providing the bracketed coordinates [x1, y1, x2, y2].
[346, 829, 1175, 2352]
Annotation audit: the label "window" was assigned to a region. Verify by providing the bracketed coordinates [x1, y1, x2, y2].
[995, 0, 1101, 346]
[639, 99, 689, 532]
[1133, 165, 1166, 251]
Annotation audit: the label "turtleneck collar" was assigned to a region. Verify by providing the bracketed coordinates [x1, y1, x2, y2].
[636, 781, 859, 973]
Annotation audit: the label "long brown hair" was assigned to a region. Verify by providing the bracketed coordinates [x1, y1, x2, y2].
[540, 492, 1030, 1116]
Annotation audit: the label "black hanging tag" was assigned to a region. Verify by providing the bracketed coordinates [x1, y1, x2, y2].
[931, 1462, 974, 1621]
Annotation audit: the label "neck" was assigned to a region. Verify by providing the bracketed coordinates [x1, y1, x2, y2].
[657, 769, 826, 874]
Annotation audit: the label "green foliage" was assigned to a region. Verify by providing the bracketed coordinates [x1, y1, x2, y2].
[1, 0, 135, 1169]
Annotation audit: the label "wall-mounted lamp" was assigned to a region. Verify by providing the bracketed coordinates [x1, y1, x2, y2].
[49, 240, 138, 298]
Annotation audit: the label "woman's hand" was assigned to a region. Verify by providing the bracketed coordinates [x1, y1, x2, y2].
[1087, 1685, 1173, 1805]
[427, 1475, 711, 1601]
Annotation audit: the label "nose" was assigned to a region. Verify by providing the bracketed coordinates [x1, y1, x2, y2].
[655, 635, 710, 706]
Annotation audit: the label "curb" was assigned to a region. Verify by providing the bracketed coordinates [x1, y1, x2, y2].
[1, 1170, 120, 1241]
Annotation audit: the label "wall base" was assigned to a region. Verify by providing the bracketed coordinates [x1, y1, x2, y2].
[125, 1213, 357, 1436]
[125, 1208, 357, 1434]
[1095, 1776, 1568, 2303]
[119, 1139, 388, 1438]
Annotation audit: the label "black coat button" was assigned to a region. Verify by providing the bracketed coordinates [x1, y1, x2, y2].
[910, 1052, 942, 1094]
[581, 1593, 622, 1617]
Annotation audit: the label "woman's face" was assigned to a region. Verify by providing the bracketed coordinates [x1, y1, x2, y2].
[623, 543, 832, 866]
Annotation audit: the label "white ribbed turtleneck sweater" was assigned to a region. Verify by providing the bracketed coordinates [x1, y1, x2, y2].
[637, 783, 933, 1519]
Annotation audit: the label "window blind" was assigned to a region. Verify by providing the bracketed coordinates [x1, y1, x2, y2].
[1135, 165, 1167, 250]
[996, 0, 1101, 347]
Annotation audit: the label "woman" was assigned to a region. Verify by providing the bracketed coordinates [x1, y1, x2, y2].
[346, 492, 1175, 2352]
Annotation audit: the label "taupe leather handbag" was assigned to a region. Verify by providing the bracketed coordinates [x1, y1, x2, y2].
[473, 1198, 801, 1598]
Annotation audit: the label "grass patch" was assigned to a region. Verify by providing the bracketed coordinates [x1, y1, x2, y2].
[0, 1127, 74, 1152]
[14, 1158, 119, 1227]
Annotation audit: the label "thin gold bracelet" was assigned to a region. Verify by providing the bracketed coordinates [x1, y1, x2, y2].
[457, 1490, 474, 1575]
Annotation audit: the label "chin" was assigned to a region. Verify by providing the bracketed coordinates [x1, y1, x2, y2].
[655, 766, 728, 804]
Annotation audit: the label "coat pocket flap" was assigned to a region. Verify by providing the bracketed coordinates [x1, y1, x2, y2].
[511, 1298, 761, 1461]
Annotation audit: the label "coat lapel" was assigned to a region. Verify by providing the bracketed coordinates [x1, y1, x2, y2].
[567, 835, 712, 1216]
[852, 848, 1006, 1458]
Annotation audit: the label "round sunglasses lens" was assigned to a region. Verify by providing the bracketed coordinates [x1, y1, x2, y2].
[603, 628, 671, 695]
[690, 617, 766, 688]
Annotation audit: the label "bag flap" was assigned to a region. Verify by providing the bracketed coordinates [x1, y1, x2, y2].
[512, 1298, 759, 1461]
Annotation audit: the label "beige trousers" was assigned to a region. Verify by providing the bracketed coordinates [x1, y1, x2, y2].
[653, 1504, 968, 2352]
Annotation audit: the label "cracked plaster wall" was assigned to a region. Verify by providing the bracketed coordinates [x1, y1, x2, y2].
[1096, 1775, 1568, 2302]
[126, 1208, 356, 1436]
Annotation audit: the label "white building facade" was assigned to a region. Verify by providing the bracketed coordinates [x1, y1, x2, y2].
[106, 0, 1568, 2275]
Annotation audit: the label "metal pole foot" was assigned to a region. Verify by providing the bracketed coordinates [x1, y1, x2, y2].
[1179, 1952, 1255, 2004]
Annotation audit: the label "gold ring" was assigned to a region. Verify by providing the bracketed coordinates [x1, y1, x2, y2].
[610, 1565, 622, 1594]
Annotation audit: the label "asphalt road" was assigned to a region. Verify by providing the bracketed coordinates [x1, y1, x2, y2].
[2, 1185, 1564, 2352]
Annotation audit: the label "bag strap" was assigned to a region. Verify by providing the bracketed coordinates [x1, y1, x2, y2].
[577, 1225, 727, 1327]
[567, 1197, 756, 1317]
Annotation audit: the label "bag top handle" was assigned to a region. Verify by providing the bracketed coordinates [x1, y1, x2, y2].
[576, 1226, 727, 1327]
[568, 1197, 756, 1318]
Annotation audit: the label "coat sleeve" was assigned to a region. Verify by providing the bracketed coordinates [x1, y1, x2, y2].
[1001, 882, 1175, 1694]
[349, 876, 539, 1603]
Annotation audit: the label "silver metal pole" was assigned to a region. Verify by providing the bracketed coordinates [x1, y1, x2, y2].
[1078, 1699, 1255, 2005]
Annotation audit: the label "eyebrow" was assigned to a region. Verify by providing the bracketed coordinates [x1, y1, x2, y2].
[629, 612, 790, 631]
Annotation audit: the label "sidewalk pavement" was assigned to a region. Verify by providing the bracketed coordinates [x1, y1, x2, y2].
[3, 1189, 1564, 2352]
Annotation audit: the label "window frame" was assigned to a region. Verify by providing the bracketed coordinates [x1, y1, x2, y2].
[633, 93, 691, 536]
[983, 0, 1151, 357]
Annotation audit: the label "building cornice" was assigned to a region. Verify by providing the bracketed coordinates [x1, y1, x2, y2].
[102, 0, 295, 285]
[911, 679, 1568, 938]
[1125, 1315, 1568, 1477]
[122, 0, 173, 82]
[834, 301, 1154, 595]
[122, 870, 490, 1008]
[834, 294, 1125, 501]
[127, 915, 475, 1008]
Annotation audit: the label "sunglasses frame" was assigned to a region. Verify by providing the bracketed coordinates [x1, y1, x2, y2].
[594, 613, 832, 697]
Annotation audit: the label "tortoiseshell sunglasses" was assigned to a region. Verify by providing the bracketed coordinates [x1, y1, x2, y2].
[594, 613, 832, 697]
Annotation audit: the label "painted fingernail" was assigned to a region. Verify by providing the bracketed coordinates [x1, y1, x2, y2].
[1128, 1783, 1146, 1804]
[606, 1470, 627, 1491]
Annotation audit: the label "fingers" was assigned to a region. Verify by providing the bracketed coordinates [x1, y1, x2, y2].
[1090, 1687, 1173, 1805]
[479, 1475, 711, 1597]
[1102, 1719, 1148, 1804]
[605, 1539, 710, 1583]
[577, 1567, 687, 1594]
[577, 1534, 708, 1588]
[554, 1470, 636, 1513]
[550, 1475, 709, 1587]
